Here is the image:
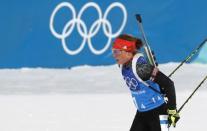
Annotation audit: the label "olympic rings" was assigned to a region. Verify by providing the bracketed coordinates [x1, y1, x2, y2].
[50, 2, 127, 55]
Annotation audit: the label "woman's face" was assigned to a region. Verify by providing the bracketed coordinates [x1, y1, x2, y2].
[112, 49, 133, 65]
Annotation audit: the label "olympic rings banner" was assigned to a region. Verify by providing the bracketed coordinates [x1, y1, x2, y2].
[0, 1, 207, 68]
[50, 2, 127, 56]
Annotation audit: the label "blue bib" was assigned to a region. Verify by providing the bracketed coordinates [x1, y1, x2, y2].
[121, 53, 165, 112]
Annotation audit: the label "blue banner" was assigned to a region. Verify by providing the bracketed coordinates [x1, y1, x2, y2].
[0, 0, 207, 68]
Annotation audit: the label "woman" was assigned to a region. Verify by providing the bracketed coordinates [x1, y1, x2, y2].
[112, 34, 180, 131]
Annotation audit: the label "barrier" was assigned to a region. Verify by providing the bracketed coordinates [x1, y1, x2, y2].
[0, 1, 207, 68]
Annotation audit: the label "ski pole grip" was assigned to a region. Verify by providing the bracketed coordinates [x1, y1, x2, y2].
[135, 14, 142, 23]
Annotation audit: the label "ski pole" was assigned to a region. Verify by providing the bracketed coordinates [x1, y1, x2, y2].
[178, 75, 207, 113]
[168, 39, 207, 77]
[135, 14, 157, 67]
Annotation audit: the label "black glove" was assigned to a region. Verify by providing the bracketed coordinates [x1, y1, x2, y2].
[167, 109, 180, 127]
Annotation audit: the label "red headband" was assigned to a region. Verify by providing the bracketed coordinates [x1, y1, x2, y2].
[113, 38, 136, 52]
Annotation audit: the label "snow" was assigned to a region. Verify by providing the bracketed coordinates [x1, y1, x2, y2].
[0, 63, 206, 131]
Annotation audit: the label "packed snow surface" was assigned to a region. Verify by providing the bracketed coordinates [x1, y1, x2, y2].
[0, 63, 206, 131]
